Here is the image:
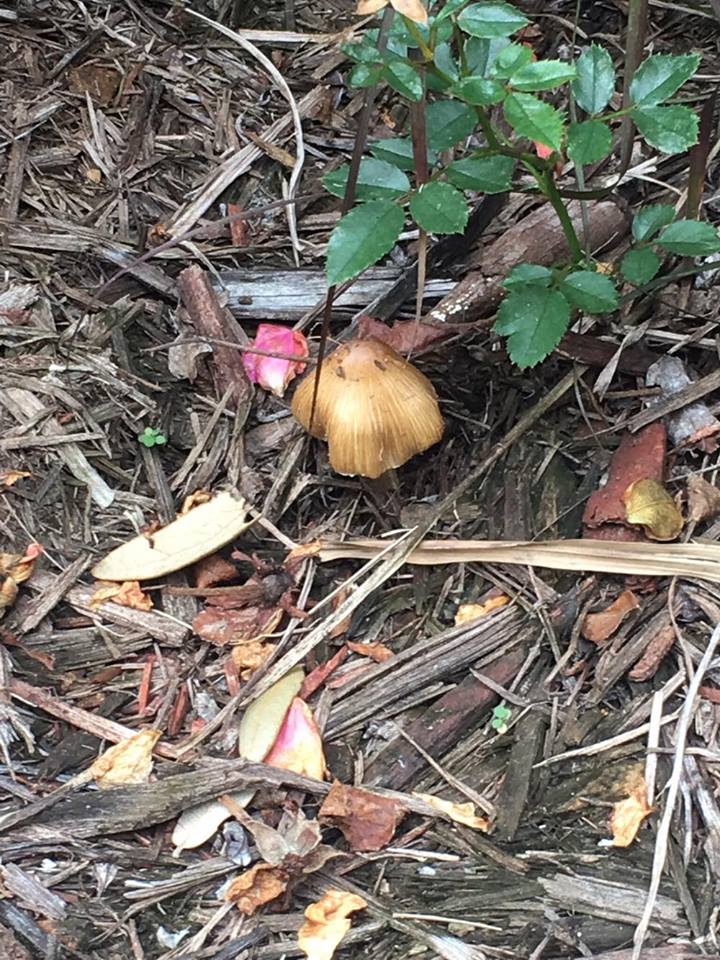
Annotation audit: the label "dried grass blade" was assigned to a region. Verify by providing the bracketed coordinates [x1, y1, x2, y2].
[318, 537, 720, 583]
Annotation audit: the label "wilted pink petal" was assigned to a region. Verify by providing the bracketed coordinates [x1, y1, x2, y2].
[264, 697, 326, 781]
[243, 324, 308, 398]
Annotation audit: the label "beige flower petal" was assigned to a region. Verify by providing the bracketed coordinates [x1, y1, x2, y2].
[356, 0, 388, 13]
[391, 0, 428, 22]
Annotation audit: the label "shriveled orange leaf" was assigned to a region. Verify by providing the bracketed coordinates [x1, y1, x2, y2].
[319, 781, 404, 851]
[90, 580, 153, 612]
[609, 771, 653, 847]
[224, 862, 289, 914]
[1, 543, 43, 585]
[299, 889, 368, 960]
[193, 603, 282, 646]
[301, 645, 349, 699]
[413, 792, 489, 831]
[581, 590, 640, 644]
[194, 553, 238, 588]
[624, 479, 683, 541]
[0, 544, 43, 617]
[264, 697, 326, 781]
[356, 314, 459, 355]
[0, 577, 18, 616]
[346, 640, 393, 662]
[231, 640, 275, 678]
[687, 475, 720, 524]
[0, 470, 31, 487]
[89, 729, 161, 788]
[454, 594, 509, 626]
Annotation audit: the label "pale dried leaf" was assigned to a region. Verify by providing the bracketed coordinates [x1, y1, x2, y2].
[299, 889, 368, 960]
[224, 862, 289, 914]
[412, 793, 489, 831]
[687, 474, 720, 524]
[91, 492, 252, 581]
[454, 595, 509, 625]
[90, 729, 161, 788]
[171, 790, 254, 854]
[624, 479, 683, 541]
[90, 580, 153, 612]
[318, 537, 720, 582]
[609, 771, 653, 847]
[390, 0, 427, 21]
[356, 0, 387, 12]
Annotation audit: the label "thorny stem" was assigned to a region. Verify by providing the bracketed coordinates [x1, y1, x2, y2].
[408, 19, 430, 333]
[309, 6, 394, 431]
[523, 161, 584, 265]
[569, 0, 591, 256]
[403, 17, 433, 60]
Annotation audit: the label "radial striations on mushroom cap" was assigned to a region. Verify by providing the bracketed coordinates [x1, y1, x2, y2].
[291, 337, 444, 479]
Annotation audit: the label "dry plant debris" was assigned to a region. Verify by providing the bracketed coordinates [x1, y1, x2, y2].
[2, 1, 720, 958]
[298, 889, 368, 960]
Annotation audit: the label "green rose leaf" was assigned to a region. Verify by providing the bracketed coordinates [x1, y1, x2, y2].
[561, 270, 619, 313]
[567, 120, 612, 165]
[502, 264, 552, 288]
[410, 181, 469, 234]
[632, 204, 676, 243]
[450, 76, 506, 105]
[571, 44, 615, 115]
[323, 158, 411, 201]
[656, 220, 720, 256]
[445, 154, 514, 192]
[348, 63, 384, 88]
[433, 0, 469, 21]
[434, 42, 460, 83]
[494, 287, 571, 368]
[426, 100, 477, 150]
[632, 105, 699, 154]
[464, 36, 510, 76]
[509, 59, 577, 92]
[457, 1, 529, 38]
[630, 53, 700, 106]
[491, 42, 533, 78]
[621, 248, 662, 285]
[342, 38, 383, 64]
[326, 201, 404, 285]
[504, 92, 564, 150]
[370, 137, 437, 170]
[383, 60, 424, 101]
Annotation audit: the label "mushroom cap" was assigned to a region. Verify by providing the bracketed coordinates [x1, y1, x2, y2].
[291, 337, 444, 478]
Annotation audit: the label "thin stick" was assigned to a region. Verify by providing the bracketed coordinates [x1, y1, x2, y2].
[187, 10, 305, 263]
[632, 619, 720, 958]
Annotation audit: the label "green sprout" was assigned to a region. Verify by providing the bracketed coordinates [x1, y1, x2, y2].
[491, 704, 512, 734]
[138, 426, 167, 448]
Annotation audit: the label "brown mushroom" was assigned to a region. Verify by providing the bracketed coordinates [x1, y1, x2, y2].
[291, 337, 444, 479]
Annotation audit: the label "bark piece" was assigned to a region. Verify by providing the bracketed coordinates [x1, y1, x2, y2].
[493, 703, 547, 842]
[177, 265, 252, 412]
[428, 200, 628, 324]
[365, 647, 525, 790]
[583, 423, 666, 538]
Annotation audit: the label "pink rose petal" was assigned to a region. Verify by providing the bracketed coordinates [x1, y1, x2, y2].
[264, 697, 326, 781]
[243, 324, 308, 398]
